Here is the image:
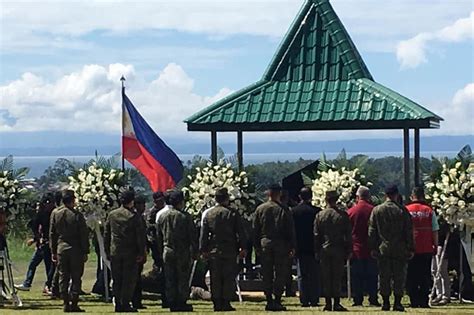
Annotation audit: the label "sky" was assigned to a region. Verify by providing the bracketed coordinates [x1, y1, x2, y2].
[0, 0, 473, 148]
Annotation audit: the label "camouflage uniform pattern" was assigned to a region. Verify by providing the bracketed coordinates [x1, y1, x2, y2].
[104, 206, 146, 308]
[253, 201, 296, 297]
[49, 205, 89, 298]
[145, 206, 161, 267]
[314, 207, 352, 298]
[200, 205, 246, 301]
[156, 206, 197, 306]
[368, 200, 414, 297]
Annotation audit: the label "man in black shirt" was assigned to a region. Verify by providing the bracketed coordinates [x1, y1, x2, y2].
[292, 187, 321, 307]
[15, 193, 56, 294]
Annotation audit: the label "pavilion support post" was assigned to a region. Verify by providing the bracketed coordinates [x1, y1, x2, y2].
[414, 128, 420, 187]
[237, 131, 243, 172]
[403, 128, 410, 200]
[211, 131, 218, 164]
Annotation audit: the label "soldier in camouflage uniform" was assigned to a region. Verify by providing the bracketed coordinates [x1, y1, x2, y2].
[314, 190, 352, 312]
[105, 190, 146, 313]
[49, 190, 89, 313]
[368, 185, 414, 312]
[200, 188, 247, 311]
[253, 184, 296, 312]
[156, 190, 197, 312]
[145, 191, 165, 269]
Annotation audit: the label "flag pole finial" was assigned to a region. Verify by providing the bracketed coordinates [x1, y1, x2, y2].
[120, 76, 126, 89]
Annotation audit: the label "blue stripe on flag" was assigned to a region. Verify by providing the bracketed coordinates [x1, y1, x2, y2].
[123, 94, 183, 185]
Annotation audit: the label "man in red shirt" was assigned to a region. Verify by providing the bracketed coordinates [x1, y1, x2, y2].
[348, 186, 380, 307]
[406, 187, 438, 308]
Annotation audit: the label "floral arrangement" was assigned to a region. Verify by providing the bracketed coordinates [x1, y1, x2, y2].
[68, 162, 125, 227]
[425, 162, 474, 227]
[311, 167, 369, 209]
[183, 162, 256, 220]
[0, 171, 28, 220]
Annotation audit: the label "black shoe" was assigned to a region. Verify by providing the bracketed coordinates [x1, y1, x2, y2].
[393, 304, 405, 312]
[310, 302, 320, 307]
[265, 302, 274, 311]
[323, 304, 332, 311]
[222, 301, 236, 312]
[272, 302, 286, 312]
[333, 304, 348, 312]
[301, 303, 311, 307]
[369, 300, 381, 307]
[122, 304, 138, 313]
[382, 303, 390, 311]
[69, 305, 85, 312]
[352, 302, 362, 306]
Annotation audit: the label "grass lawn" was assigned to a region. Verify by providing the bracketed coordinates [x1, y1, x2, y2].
[2, 243, 474, 314]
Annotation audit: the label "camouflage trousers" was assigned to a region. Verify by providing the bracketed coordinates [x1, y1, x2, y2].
[58, 250, 84, 297]
[260, 242, 290, 297]
[377, 256, 407, 297]
[163, 247, 192, 305]
[320, 251, 345, 298]
[209, 256, 238, 301]
[111, 255, 138, 306]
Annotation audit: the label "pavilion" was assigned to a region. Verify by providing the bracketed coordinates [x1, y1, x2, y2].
[185, 0, 443, 197]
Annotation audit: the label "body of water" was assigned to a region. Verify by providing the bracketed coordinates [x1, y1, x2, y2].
[5, 151, 460, 178]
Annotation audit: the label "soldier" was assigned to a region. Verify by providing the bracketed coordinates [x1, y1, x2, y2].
[200, 188, 247, 311]
[132, 195, 148, 310]
[253, 184, 296, 312]
[104, 190, 146, 313]
[156, 190, 197, 312]
[314, 190, 352, 312]
[145, 191, 165, 269]
[49, 190, 89, 313]
[368, 184, 414, 312]
[292, 187, 321, 307]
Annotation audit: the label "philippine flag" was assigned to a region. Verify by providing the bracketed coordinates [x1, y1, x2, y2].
[122, 90, 183, 192]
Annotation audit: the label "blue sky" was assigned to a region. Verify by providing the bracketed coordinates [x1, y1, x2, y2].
[0, 0, 472, 146]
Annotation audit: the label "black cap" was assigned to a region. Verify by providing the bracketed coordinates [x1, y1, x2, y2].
[385, 184, 399, 195]
[168, 190, 184, 206]
[268, 183, 282, 192]
[215, 187, 229, 198]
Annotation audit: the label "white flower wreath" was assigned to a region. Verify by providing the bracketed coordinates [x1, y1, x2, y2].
[183, 162, 256, 220]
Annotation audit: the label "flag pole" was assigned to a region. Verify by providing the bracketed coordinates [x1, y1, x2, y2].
[120, 76, 126, 172]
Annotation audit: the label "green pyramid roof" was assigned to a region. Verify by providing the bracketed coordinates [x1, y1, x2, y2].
[186, 0, 442, 131]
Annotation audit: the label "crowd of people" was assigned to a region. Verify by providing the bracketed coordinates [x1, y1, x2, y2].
[2, 183, 473, 313]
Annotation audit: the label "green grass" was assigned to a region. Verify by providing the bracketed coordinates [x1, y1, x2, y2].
[2, 241, 474, 314]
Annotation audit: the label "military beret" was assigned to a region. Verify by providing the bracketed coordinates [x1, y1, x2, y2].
[385, 184, 399, 195]
[325, 190, 339, 199]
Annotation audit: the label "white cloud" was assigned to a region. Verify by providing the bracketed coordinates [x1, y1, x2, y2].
[424, 82, 474, 136]
[0, 0, 471, 53]
[396, 12, 474, 69]
[0, 63, 232, 135]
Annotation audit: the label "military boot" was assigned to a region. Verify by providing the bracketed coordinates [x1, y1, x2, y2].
[381, 296, 390, 311]
[69, 294, 85, 312]
[323, 298, 332, 311]
[222, 300, 236, 312]
[333, 298, 348, 312]
[213, 299, 223, 312]
[61, 294, 71, 313]
[273, 295, 287, 312]
[393, 295, 405, 312]
[265, 294, 274, 311]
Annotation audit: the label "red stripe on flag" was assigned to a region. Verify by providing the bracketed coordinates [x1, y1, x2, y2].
[122, 136, 176, 192]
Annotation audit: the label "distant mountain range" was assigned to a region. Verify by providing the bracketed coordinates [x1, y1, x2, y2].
[1, 134, 472, 156]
